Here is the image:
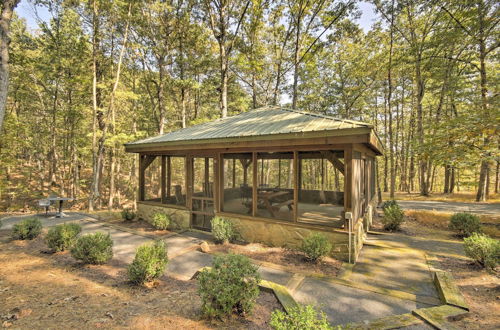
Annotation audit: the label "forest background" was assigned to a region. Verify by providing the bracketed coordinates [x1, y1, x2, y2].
[0, 0, 498, 212]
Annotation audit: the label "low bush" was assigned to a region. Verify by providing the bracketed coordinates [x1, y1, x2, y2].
[12, 217, 43, 240]
[270, 305, 333, 330]
[449, 212, 481, 237]
[381, 199, 398, 210]
[151, 212, 170, 230]
[45, 223, 82, 252]
[300, 233, 332, 262]
[381, 204, 405, 231]
[211, 216, 235, 244]
[463, 233, 499, 270]
[198, 254, 260, 319]
[121, 208, 136, 221]
[71, 232, 113, 264]
[128, 240, 168, 284]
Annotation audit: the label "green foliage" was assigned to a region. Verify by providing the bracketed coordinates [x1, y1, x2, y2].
[198, 254, 260, 319]
[151, 212, 170, 230]
[300, 233, 332, 262]
[211, 216, 235, 244]
[463, 233, 499, 270]
[71, 232, 113, 264]
[121, 208, 136, 221]
[128, 240, 168, 284]
[381, 204, 405, 231]
[12, 217, 42, 240]
[270, 305, 333, 330]
[381, 200, 398, 210]
[449, 213, 482, 237]
[45, 223, 82, 252]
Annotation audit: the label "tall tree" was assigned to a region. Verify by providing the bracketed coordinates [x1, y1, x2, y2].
[0, 0, 20, 131]
[205, 0, 250, 118]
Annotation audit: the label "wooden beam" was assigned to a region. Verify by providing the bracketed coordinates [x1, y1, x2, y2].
[140, 155, 156, 172]
[161, 156, 166, 203]
[125, 133, 370, 153]
[321, 150, 345, 175]
[129, 143, 352, 155]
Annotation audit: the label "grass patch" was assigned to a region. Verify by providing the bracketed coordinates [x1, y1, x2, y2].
[384, 192, 500, 204]
[405, 209, 499, 238]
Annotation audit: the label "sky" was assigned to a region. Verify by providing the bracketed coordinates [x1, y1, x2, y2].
[15, 0, 379, 32]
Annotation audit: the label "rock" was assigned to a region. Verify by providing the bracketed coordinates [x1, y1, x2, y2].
[200, 241, 210, 253]
[2, 321, 12, 328]
[105, 312, 114, 319]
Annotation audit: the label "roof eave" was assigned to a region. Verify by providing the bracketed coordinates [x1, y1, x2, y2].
[124, 127, 376, 153]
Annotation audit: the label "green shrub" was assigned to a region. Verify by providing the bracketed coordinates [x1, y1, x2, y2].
[381, 204, 405, 231]
[151, 212, 170, 230]
[463, 233, 499, 270]
[449, 212, 481, 237]
[121, 208, 136, 221]
[381, 199, 398, 210]
[211, 216, 235, 244]
[270, 305, 333, 330]
[12, 217, 43, 240]
[198, 254, 260, 319]
[71, 232, 113, 264]
[45, 223, 82, 252]
[128, 240, 168, 284]
[300, 233, 332, 262]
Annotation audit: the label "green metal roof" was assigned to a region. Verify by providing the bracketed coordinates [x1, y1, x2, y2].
[126, 106, 374, 148]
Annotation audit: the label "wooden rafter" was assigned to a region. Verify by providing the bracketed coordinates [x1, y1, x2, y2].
[321, 151, 345, 175]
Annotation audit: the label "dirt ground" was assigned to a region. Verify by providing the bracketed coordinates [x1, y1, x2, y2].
[373, 215, 500, 329]
[208, 242, 342, 278]
[0, 230, 282, 329]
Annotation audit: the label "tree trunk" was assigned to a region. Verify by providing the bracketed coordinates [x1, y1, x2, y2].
[475, 3, 490, 201]
[291, 12, 302, 109]
[0, 0, 19, 131]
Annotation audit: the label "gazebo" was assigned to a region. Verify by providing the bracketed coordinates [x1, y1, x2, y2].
[124, 106, 383, 262]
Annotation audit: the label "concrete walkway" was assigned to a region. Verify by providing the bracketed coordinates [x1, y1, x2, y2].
[1, 213, 448, 327]
[398, 200, 500, 215]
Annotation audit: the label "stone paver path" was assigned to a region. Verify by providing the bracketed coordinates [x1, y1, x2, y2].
[398, 200, 500, 216]
[294, 277, 418, 326]
[348, 236, 439, 300]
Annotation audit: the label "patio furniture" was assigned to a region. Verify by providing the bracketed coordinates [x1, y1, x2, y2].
[38, 199, 51, 216]
[47, 196, 75, 218]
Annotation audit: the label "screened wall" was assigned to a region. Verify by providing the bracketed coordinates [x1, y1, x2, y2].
[297, 151, 345, 227]
[141, 156, 186, 206]
[222, 153, 253, 216]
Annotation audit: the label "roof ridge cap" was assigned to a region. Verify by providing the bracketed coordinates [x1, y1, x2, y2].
[278, 108, 372, 127]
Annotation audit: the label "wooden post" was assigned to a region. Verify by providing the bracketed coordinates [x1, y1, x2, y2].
[215, 153, 222, 213]
[167, 156, 171, 198]
[232, 158, 236, 188]
[139, 154, 145, 201]
[186, 156, 192, 211]
[252, 152, 257, 217]
[278, 159, 281, 187]
[293, 151, 298, 222]
[161, 156, 166, 203]
[344, 146, 353, 229]
[204, 157, 209, 195]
